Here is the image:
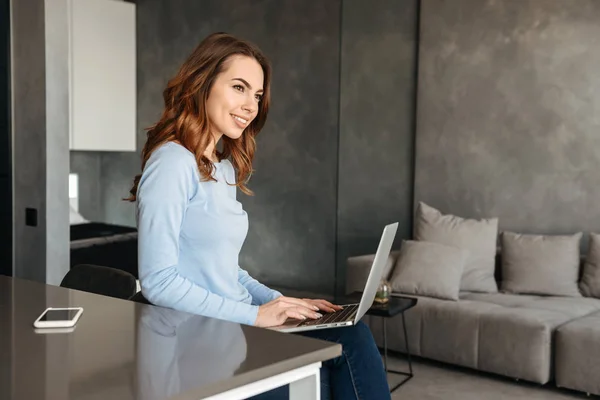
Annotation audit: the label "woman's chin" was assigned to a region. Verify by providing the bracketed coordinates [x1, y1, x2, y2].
[224, 130, 244, 140]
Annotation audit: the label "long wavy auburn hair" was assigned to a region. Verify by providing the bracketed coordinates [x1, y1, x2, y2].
[124, 32, 272, 202]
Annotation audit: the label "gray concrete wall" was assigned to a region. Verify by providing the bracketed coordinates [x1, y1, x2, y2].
[11, 0, 47, 282]
[337, 0, 418, 295]
[415, 0, 600, 242]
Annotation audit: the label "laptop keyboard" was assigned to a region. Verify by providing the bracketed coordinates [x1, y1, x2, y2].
[297, 304, 359, 327]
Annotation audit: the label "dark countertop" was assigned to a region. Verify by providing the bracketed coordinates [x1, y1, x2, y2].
[0, 275, 341, 400]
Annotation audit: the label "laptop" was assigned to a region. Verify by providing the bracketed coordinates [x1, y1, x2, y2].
[271, 222, 398, 333]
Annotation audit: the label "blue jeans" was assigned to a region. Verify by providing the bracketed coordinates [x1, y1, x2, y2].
[249, 321, 390, 400]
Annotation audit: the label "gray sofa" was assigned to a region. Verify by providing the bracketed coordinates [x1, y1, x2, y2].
[346, 250, 600, 396]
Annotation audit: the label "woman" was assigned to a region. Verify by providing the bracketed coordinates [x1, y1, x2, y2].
[126, 32, 390, 400]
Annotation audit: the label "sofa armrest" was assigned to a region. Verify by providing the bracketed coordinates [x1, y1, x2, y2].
[345, 250, 401, 295]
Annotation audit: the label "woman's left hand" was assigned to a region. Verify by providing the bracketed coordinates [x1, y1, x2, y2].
[301, 298, 344, 313]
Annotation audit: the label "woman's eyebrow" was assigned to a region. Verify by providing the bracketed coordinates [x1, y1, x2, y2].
[232, 78, 264, 93]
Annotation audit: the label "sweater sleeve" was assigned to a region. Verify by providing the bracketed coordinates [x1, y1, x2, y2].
[238, 267, 283, 306]
[136, 150, 259, 326]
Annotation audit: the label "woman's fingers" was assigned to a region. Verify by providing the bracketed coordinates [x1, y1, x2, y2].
[321, 300, 344, 311]
[293, 305, 321, 319]
[284, 309, 307, 321]
[275, 296, 341, 317]
[322, 305, 338, 313]
[280, 307, 319, 322]
[309, 300, 335, 313]
[281, 304, 322, 320]
[304, 299, 344, 312]
[258, 298, 324, 328]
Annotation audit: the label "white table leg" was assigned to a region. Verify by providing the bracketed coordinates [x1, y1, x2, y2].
[204, 362, 321, 400]
[289, 367, 320, 400]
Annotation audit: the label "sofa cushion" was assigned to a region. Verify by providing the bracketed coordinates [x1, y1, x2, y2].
[501, 231, 582, 297]
[419, 300, 499, 369]
[414, 202, 498, 293]
[461, 292, 600, 318]
[518, 297, 600, 319]
[367, 292, 569, 384]
[390, 240, 466, 301]
[556, 311, 600, 396]
[581, 232, 600, 298]
[459, 292, 540, 307]
[478, 307, 574, 383]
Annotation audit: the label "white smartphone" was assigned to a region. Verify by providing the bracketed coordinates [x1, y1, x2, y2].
[33, 307, 84, 329]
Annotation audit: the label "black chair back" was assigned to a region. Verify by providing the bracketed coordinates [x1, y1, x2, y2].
[129, 291, 152, 305]
[60, 264, 137, 300]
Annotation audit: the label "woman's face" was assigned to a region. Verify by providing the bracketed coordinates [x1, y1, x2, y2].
[205, 55, 264, 141]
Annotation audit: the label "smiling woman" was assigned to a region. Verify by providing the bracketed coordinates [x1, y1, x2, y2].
[126, 32, 391, 400]
[125, 32, 272, 201]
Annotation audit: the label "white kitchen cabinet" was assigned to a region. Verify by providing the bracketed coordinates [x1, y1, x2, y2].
[68, 0, 136, 151]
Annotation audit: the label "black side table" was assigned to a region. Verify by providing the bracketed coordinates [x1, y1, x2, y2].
[340, 292, 418, 392]
[367, 295, 418, 392]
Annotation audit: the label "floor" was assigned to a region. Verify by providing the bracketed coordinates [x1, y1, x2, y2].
[386, 353, 594, 400]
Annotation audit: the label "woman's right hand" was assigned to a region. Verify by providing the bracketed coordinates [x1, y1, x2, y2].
[255, 296, 323, 328]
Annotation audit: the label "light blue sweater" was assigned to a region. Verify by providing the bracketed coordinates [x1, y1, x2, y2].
[136, 142, 282, 326]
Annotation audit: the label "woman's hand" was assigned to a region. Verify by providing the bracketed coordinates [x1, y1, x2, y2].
[255, 296, 324, 328]
[301, 298, 344, 313]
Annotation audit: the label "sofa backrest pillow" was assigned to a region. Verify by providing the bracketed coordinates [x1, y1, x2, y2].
[414, 202, 499, 293]
[390, 240, 466, 301]
[501, 231, 582, 297]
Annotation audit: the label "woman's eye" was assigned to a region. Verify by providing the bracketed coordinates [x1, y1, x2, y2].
[233, 85, 244, 92]
[255, 94, 263, 102]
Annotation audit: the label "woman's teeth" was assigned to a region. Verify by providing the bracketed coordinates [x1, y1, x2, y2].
[231, 114, 247, 124]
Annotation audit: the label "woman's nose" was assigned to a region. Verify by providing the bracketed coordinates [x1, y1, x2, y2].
[242, 103, 255, 114]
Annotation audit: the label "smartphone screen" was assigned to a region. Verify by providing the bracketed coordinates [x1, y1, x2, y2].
[40, 309, 80, 321]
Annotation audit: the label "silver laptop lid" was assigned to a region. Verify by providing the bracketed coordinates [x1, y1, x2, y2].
[353, 222, 398, 324]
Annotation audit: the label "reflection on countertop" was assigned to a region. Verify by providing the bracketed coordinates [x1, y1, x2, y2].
[136, 306, 247, 400]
